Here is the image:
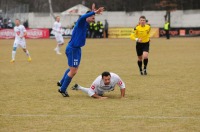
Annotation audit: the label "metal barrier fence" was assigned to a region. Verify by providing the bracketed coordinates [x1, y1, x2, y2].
[0, 0, 29, 24]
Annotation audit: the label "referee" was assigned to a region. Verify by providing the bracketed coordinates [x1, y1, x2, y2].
[130, 16, 151, 75]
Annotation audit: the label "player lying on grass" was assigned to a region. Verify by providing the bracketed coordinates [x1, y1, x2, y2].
[71, 71, 126, 99]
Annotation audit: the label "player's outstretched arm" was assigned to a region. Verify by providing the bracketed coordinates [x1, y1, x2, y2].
[92, 94, 108, 99]
[92, 3, 104, 14]
[21, 31, 27, 38]
[120, 88, 125, 98]
[94, 7, 104, 14]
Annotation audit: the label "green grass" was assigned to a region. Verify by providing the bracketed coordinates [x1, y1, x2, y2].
[0, 38, 200, 132]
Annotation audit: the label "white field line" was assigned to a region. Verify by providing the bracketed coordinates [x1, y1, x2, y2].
[0, 114, 199, 120]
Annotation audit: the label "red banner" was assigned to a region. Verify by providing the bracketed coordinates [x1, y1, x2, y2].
[26, 29, 49, 39]
[0, 28, 49, 39]
[0, 29, 15, 39]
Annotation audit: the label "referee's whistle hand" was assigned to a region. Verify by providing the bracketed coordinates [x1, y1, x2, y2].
[138, 38, 142, 42]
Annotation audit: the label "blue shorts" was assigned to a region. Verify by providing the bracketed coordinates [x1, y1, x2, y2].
[66, 46, 81, 68]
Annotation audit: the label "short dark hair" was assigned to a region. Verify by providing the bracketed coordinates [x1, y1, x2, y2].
[139, 16, 146, 20]
[15, 19, 20, 21]
[86, 10, 91, 14]
[101, 71, 111, 78]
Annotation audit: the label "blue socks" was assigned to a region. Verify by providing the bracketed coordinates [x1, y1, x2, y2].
[60, 73, 72, 92]
[60, 68, 70, 85]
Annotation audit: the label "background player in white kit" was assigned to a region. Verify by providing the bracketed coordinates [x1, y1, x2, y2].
[71, 71, 126, 99]
[10, 19, 31, 63]
[52, 16, 64, 55]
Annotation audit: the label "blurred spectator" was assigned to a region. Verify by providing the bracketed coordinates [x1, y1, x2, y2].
[23, 20, 29, 28]
[93, 21, 98, 38]
[3, 18, 8, 28]
[164, 20, 170, 39]
[72, 22, 76, 29]
[104, 19, 109, 38]
[0, 19, 3, 29]
[97, 21, 104, 38]
[88, 21, 104, 38]
[146, 19, 151, 26]
[88, 22, 94, 38]
[7, 19, 14, 29]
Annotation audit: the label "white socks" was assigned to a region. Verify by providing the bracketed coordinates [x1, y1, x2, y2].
[56, 45, 60, 52]
[55, 44, 62, 54]
[78, 86, 89, 94]
[12, 51, 16, 60]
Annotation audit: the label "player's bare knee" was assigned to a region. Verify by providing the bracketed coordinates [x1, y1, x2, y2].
[138, 56, 142, 61]
[69, 68, 78, 76]
[22, 49, 26, 52]
[143, 55, 148, 59]
[72, 70, 78, 75]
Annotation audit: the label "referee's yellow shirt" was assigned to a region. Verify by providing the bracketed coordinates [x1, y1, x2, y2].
[130, 24, 151, 43]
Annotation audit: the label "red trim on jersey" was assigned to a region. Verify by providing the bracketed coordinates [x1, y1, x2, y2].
[91, 85, 95, 90]
[118, 81, 122, 85]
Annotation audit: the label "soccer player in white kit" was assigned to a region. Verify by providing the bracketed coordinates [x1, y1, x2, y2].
[71, 71, 126, 99]
[10, 19, 31, 63]
[52, 16, 64, 55]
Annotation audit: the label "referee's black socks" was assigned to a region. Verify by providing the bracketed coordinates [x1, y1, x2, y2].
[137, 61, 143, 71]
[143, 58, 148, 70]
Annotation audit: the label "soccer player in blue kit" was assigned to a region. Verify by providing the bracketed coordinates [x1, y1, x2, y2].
[57, 5, 104, 97]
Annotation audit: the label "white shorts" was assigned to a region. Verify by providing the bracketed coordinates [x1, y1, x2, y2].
[55, 35, 64, 44]
[88, 87, 105, 97]
[13, 39, 26, 49]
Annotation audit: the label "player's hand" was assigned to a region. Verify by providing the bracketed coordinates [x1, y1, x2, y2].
[95, 7, 104, 14]
[138, 38, 142, 42]
[92, 3, 96, 11]
[99, 97, 108, 99]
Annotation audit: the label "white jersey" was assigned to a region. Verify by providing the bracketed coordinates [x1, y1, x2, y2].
[88, 73, 125, 96]
[52, 21, 62, 36]
[14, 25, 26, 42]
[52, 21, 64, 44]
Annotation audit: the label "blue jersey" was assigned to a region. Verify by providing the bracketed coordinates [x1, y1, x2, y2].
[68, 12, 95, 48]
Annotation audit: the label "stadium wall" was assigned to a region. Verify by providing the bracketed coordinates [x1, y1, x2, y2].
[26, 10, 200, 28]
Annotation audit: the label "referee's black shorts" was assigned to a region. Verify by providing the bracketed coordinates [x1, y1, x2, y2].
[136, 41, 150, 56]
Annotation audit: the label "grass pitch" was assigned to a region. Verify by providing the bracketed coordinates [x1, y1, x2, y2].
[0, 38, 200, 132]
